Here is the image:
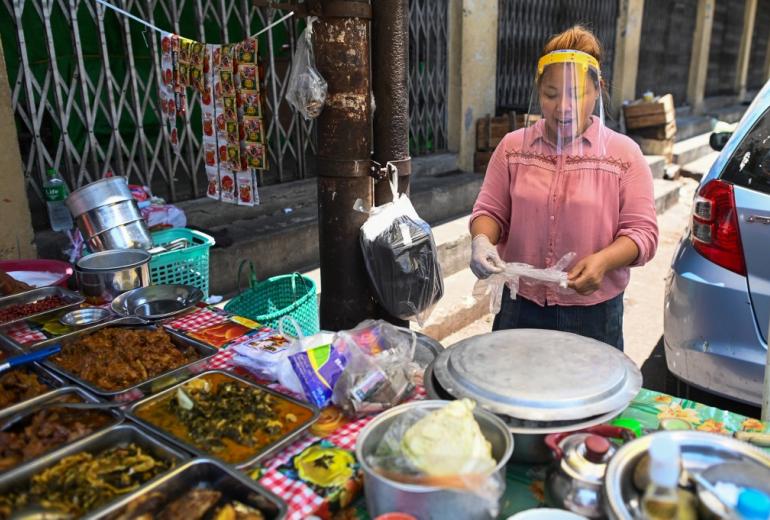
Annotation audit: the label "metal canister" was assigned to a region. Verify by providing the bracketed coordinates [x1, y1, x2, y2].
[75, 249, 151, 305]
[66, 177, 152, 251]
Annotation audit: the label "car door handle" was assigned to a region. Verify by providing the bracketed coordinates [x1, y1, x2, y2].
[746, 215, 770, 224]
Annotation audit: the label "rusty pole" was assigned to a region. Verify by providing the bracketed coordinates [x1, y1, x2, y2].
[371, 0, 411, 326]
[373, 0, 411, 203]
[314, 0, 378, 330]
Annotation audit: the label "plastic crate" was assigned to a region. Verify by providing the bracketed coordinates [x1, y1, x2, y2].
[149, 228, 215, 298]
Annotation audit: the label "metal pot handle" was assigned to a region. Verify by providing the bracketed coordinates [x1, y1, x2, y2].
[545, 424, 637, 461]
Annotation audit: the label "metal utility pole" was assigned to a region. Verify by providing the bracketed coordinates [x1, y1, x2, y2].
[314, 0, 378, 330]
[371, 0, 411, 326]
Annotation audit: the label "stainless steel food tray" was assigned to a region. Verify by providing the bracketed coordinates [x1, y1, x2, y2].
[94, 458, 287, 519]
[0, 342, 67, 416]
[34, 322, 218, 401]
[0, 423, 188, 518]
[0, 286, 85, 327]
[129, 370, 320, 470]
[0, 386, 124, 475]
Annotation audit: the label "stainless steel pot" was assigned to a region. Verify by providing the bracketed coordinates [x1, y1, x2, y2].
[545, 426, 634, 518]
[356, 400, 513, 520]
[603, 431, 770, 520]
[76, 249, 151, 305]
[66, 177, 152, 251]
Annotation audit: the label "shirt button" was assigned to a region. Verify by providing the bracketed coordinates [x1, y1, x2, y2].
[550, 215, 555, 221]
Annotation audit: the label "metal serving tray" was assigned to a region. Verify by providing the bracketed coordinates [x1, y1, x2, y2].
[35, 322, 218, 401]
[95, 458, 288, 519]
[129, 370, 320, 470]
[0, 423, 188, 518]
[0, 286, 85, 328]
[0, 343, 67, 416]
[0, 386, 124, 475]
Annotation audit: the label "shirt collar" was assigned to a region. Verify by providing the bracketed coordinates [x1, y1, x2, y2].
[526, 115, 599, 149]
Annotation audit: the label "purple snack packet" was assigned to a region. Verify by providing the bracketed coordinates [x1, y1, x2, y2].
[288, 343, 347, 407]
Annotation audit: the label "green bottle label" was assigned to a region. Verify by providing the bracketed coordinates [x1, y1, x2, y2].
[44, 184, 67, 202]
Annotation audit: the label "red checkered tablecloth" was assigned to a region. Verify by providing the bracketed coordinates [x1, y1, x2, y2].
[165, 306, 228, 333]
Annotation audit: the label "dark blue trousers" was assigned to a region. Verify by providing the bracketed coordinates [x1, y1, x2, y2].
[492, 288, 624, 351]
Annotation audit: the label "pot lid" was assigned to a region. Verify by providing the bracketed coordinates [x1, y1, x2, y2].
[559, 433, 615, 484]
[433, 329, 642, 421]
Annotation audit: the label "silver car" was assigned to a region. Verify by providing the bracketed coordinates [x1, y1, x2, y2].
[664, 81, 770, 406]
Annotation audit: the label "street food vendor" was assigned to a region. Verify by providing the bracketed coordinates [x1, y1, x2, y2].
[469, 25, 659, 350]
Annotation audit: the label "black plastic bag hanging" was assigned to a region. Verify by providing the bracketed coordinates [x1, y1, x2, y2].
[356, 164, 444, 324]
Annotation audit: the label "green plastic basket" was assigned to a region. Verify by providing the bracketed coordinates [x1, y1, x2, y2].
[224, 260, 319, 337]
[149, 228, 215, 298]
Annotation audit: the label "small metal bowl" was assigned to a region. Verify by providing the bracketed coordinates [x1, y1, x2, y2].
[111, 284, 203, 321]
[59, 307, 113, 327]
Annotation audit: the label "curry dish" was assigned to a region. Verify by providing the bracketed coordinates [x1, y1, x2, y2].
[135, 372, 315, 465]
[0, 395, 115, 473]
[0, 368, 49, 410]
[0, 443, 172, 519]
[51, 327, 200, 391]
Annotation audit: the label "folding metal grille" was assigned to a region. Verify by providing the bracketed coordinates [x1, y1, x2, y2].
[0, 0, 314, 227]
[408, 0, 449, 155]
[496, 0, 618, 115]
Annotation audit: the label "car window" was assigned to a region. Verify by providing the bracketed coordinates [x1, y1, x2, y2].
[721, 107, 770, 195]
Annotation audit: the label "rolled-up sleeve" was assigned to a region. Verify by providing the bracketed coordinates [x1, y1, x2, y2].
[615, 148, 659, 266]
[470, 139, 512, 242]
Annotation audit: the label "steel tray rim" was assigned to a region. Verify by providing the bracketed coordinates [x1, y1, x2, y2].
[0, 286, 85, 328]
[0, 423, 188, 518]
[0, 386, 124, 476]
[128, 369, 320, 470]
[36, 323, 218, 399]
[92, 457, 289, 519]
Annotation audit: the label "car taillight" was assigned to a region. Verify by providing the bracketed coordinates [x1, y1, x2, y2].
[691, 180, 746, 275]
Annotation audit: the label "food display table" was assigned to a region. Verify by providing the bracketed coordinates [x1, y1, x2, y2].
[2, 303, 769, 520]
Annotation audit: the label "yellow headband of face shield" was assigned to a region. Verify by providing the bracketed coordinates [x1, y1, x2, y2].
[536, 50, 601, 101]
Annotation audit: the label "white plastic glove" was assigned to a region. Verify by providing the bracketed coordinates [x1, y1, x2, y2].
[470, 235, 505, 279]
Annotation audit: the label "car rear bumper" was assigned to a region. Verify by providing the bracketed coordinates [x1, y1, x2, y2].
[664, 240, 768, 406]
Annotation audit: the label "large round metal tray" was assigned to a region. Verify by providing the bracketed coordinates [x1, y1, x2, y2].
[111, 284, 203, 320]
[604, 431, 770, 520]
[433, 329, 642, 422]
[425, 360, 626, 434]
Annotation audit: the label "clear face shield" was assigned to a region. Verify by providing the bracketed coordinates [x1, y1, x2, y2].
[523, 50, 608, 157]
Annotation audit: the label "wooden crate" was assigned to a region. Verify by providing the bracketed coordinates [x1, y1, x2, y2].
[474, 150, 494, 173]
[623, 94, 675, 130]
[630, 119, 677, 140]
[476, 112, 541, 151]
[631, 136, 674, 163]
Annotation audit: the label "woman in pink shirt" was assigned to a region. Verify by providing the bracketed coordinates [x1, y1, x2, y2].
[470, 26, 658, 350]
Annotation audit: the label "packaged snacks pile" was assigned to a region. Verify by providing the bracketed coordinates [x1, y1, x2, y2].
[159, 32, 267, 206]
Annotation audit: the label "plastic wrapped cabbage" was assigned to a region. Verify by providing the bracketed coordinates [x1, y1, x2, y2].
[368, 399, 504, 516]
[402, 399, 496, 477]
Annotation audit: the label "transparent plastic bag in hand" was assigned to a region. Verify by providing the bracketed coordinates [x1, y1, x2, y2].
[286, 18, 327, 120]
[473, 252, 576, 314]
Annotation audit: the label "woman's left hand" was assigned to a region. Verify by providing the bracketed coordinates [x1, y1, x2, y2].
[567, 253, 609, 295]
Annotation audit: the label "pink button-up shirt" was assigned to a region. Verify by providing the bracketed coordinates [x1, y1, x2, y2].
[471, 117, 659, 306]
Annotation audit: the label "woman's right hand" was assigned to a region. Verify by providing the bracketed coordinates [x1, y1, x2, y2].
[470, 235, 506, 279]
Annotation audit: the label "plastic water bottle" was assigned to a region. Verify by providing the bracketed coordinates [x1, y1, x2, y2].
[43, 168, 73, 232]
[641, 437, 680, 519]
